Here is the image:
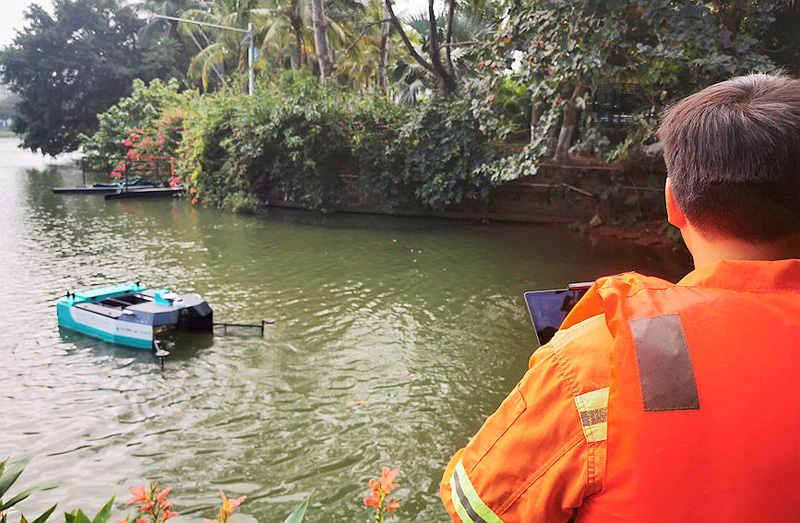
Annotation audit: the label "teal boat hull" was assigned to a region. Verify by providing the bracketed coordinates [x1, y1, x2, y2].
[57, 283, 213, 349]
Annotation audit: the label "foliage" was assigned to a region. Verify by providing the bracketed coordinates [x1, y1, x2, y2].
[363, 466, 401, 522]
[63, 498, 115, 523]
[0, 456, 58, 523]
[0, 94, 21, 121]
[173, 71, 501, 212]
[53, 482, 309, 523]
[179, 91, 244, 208]
[349, 93, 410, 208]
[281, 492, 311, 523]
[179, 71, 349, 211]
[398, 96, 499, 208]
[0, 0, 173, 155]
[465, 0, 783, 174]
[81, 78, 193, 170]
[110, 107, 188, 181]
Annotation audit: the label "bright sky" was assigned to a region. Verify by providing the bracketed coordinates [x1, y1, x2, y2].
[0, 0, 428, 49]
[0, 0, 48, 48]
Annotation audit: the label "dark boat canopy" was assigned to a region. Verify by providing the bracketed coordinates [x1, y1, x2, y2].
[116, 290, 213, 331]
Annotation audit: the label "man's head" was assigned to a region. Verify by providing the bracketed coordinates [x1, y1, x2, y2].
[658, 73, 800, 243]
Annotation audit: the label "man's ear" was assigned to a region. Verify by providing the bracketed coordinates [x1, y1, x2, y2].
[665, 177, 687, 229]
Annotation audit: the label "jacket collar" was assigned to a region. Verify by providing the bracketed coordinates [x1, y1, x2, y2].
[678, 259, 800, 291]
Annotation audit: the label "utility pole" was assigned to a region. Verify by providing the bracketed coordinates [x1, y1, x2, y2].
[148, 12, 255, 97]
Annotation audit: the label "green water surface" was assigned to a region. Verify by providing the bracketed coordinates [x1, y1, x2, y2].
[0, 138, 689, 522]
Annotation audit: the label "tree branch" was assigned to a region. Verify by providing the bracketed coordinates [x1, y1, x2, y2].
[445, 0, 456, 76]
[334, 19, 393, 73]
[439, 40, 482, 48]
[384, 0, 434, 73]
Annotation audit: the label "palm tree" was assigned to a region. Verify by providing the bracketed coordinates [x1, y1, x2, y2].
[178, 0, 262, 90]
[254, 0, 311, 70]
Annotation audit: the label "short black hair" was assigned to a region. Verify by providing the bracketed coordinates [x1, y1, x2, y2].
[658, 73, 800, 241]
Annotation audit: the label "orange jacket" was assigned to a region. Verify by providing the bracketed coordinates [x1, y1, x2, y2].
[441, 260, 800, 522]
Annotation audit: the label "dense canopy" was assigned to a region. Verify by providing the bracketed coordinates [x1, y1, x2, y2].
[1, 0, 798, 185]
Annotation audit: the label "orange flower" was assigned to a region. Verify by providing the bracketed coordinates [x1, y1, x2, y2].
[385, 498, 401, 518]
[379, 466, 400, 493]
[126, 486, 149, 505]
[363, 480, 381, 507]
[209, 490, 247, 523]
[364, 466, 401, 522]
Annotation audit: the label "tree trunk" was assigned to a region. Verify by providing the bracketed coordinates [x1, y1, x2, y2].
[311, 0, 335, 80]
[291, 10, 304, 70]
[445, 0, 456, 77]
[427, 0, 456, 96]
[530, 95, 540, 143]
[383, 0, 455, 96]
[554, 80, 585, 164]
[378, 2, 391, 91]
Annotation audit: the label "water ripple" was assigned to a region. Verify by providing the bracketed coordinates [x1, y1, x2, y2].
[0, 139, 691, 522]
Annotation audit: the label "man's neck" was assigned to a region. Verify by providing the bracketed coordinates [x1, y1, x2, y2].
[685, 228, 800, 269]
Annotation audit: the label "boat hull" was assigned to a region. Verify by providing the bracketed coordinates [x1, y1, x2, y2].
[104, 187, 184, 200]
[57, 283, 213, 349]
[57, 302, 154, 348]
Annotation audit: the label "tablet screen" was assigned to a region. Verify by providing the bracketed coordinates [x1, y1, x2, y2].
[524, 282, 593, 347]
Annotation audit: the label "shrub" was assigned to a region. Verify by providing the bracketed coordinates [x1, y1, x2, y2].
[399, 96, 500, 209]
[81, 79, 194, 170]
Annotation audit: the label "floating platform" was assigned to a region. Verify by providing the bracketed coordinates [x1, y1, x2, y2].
[104, 186, 184, 200]
[54, 176, 159, 194]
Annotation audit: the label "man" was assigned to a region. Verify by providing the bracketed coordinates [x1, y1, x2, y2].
[441, 73, 800, 522]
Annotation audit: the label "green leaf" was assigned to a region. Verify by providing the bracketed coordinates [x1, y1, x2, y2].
[91, 497, 115, 523]
[31, 504, 58, 523]
[64, 512, 75, 523]
[0, 481, 60, 511]
[0, 456, 33, 498]
[0, 482, 60, 511]
[72, 509, 92, 523]
[282, 492, 312, 523]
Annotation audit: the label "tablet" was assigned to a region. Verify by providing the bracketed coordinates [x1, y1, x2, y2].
[524, 282, 593, 347]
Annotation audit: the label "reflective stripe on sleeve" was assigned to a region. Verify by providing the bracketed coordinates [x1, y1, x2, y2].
[450, 459, 505, 523]
[574, 387, 609, 443]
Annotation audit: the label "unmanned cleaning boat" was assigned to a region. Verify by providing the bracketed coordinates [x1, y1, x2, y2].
[57, 283, 213, 349]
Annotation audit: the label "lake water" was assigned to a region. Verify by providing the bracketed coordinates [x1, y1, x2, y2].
[0, 137, 689, 522]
